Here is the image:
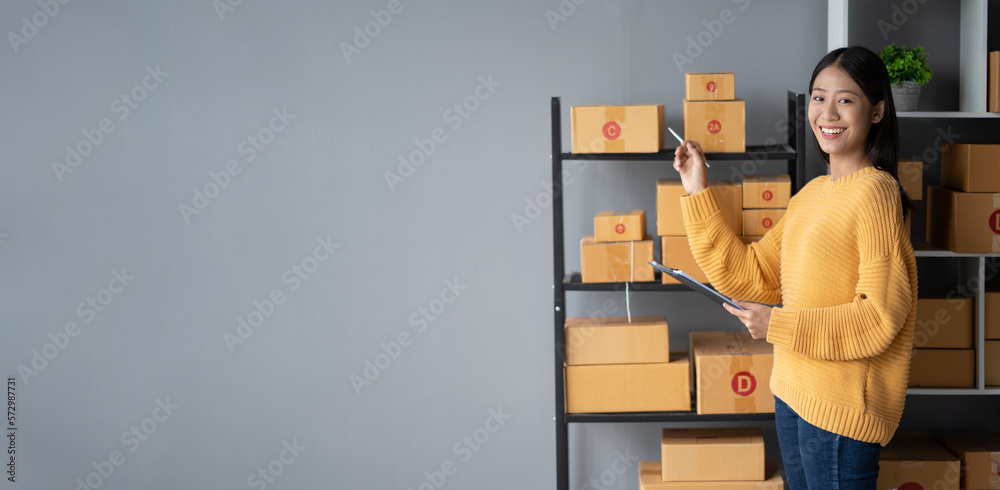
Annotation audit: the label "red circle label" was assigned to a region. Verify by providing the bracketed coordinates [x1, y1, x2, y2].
[615, 223, 626, 234]
[707, 120, 722, 134]
[762, 190, 773, 201]
[898, 483, 923, 490]
[731, 371, 756, 396]
[989, 209, 1000, 235]
[706, 81, 717, 92]
[762, 217, 773, 228]
[602, 121, 621, 140]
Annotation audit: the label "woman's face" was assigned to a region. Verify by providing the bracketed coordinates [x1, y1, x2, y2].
[808, 65, 884, 160]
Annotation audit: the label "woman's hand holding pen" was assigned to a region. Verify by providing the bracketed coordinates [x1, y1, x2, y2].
[723, 300, 772, 340]
[672, 140, 708, 196]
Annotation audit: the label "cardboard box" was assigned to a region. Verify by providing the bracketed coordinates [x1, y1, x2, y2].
[564, 316, 669, 365]
[912, 296, 974, 349]
[742, 209, 785, 236]
[657, 180, 742, 236]
[941, 144, 1000, 192]
[565, 354, 690, 413]
[660, 236, 709, 285]
[581, 236, 654, 283]
[660, 428, 764, 481]
[639, 460, 783, 490]
[988, 341, 1000, 387]
[986, 291, 1000, 340]
[571, 105, 664, 153]
[594, 210, 646, 242]
[685, 72, 736, 101]
[935, 433, 1000, 490]
[926, 186, 1000, 254]
[908, 349, 975, 388]
[899, 158, 924, 200]
[742, 175, 791, 208]
[740, 236, 762, 244]
[690, 331, 774, 414]
[683, 99, 746, 153]
[989, 51, 999, 113]
[878, 431, 961, 490]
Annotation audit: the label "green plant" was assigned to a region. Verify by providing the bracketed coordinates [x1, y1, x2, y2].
[878, 44, 933, 85]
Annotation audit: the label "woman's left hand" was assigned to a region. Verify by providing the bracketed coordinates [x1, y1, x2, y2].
[723, 300, 772, 340]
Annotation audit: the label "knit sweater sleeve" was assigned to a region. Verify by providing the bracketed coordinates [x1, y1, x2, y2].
[680, 187, 782, 305]
[766, 181, 912, 361]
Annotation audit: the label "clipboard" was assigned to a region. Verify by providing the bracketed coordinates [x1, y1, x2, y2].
[648, 261, 745, 310]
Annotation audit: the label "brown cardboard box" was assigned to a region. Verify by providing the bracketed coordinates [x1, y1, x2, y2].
[990, 51, 999, 112]
[878, 431, 961, 490]
[565, 354, 690, 413]
[742, 209, 785, 236]
[899, 158, 924, 200]
[594, 210, 646, 242]
[742, 175, 791, 208]
[685, 72, 736, 101]
[660, 236, 709, 285]
[740, 236, 762, 244]
[564, 316, 669, 365]
[986, 291, 1000, 340]
[639, 460, 783, 490]
[690, 331, 774, 414]
[988, 341, 1000, 387]
[941, 144, 1000, 192]
[935, 433, 1000, 489]
[657, 180, 742, 236]
[571, 105, 664, 153]
[660, 428, 764, 481]
[908, 349, 975, 387]
[912, 296, 974, 349]
[926, 186, 1000, 254]
[683, 99, 746, 153]
[581, 236, 654, 283]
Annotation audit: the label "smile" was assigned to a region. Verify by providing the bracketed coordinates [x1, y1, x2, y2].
[820, 127, 845, 135]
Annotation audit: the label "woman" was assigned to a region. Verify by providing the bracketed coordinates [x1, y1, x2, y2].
[672, 46, 918, 489]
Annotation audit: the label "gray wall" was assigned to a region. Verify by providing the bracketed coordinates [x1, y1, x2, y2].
[1, 2, 991, 490]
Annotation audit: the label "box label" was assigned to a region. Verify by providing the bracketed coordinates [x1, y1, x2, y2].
[991, 209, 1000, 235]
[762, 190, 773, 201]
[707, 120, 721, 134]
[603, 121, 621, 141]
[706, 81, 717, 93]
[732, 371, 756, 396]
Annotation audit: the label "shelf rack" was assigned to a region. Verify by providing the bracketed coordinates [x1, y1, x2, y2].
[550, 92, 807, 490]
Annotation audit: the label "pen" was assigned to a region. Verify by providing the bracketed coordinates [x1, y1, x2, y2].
[668, 126, 709, 168]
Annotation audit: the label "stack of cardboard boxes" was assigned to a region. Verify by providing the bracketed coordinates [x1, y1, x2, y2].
[741, 175, 791, 240]
[909, 292, 976, 388]
[927, 144, 1000, 253]
[878, 432, 962, 490]
[639, 428, 783, 489]
[656, 180, 742, 284]
[581, 210, 655, 283]
[690, 331, 774, 414]
[563, 316, 690, 413]
[898, 158, 923, 238]
[987, 291, 1000, 387]
[683, 73, 745, 153]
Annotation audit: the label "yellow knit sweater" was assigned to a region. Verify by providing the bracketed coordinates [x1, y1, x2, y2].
[680, 166, 918, 446]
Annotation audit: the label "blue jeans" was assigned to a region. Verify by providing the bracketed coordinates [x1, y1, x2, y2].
[774, 396, 882, 490]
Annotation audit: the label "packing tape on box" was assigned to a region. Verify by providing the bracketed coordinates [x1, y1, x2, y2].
[603, 106, 626, 153]
[608, 240, 635, 283]
[728, 332, 756, 413]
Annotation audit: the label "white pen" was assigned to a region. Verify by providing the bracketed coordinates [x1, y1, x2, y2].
[668, 126, 709, 168]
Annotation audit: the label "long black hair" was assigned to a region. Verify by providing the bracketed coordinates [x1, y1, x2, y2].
[808, 45, 911, 219]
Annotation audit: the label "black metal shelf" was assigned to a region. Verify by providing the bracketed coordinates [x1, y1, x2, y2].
[550, 93, 807, 490]
[562, 144, 796, 161]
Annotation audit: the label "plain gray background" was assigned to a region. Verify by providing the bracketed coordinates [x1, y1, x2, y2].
[1, 1, 998, 489]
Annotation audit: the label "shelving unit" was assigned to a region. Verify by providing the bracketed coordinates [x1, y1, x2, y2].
[550, 92, 807, 490]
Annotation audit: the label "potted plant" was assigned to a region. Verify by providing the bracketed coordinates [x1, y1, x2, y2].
[878, 44, 933, 111]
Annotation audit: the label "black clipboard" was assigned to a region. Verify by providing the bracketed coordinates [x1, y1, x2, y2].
[648, 261, 745, 310]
